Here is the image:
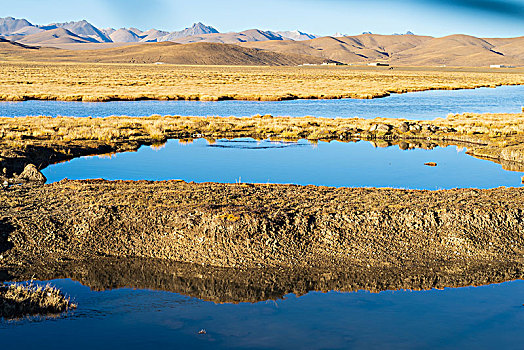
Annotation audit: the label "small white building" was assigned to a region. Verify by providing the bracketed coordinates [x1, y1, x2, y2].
[321, 62, 343, 66]
[490, 64, 515, 68]
[368, 62, 390, 67]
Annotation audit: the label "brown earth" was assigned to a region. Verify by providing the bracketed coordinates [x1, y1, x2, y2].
[6, 32, 524, 67]
[0, 114, 523, 290]
[16, 28, 95, 45]
[0, 181, 523, 271]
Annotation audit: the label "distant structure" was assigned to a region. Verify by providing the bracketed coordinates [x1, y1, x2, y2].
[321, 62, 343, 66]
[490, 64, 514, 68]
[299, 62, 344, 67]
[368, 62, 390, 67]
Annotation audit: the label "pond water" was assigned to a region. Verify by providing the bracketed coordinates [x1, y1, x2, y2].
[2, 278, 523, 349]
[3, 85, 524, 346]
[43, 138, 523, 189]
[1, 85, 523, 119]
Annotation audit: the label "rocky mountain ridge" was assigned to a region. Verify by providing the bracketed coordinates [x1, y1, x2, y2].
[0, 17, 318, 44]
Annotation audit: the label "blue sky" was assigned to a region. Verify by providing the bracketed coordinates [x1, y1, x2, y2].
[3, 0, 524, 37]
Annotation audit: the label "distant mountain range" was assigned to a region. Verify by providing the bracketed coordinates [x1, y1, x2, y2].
[1, 16, 523, 67]
[0, 17, 319, 45]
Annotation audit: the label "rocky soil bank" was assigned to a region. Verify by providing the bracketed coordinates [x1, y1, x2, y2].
[1, 180, 523, 271]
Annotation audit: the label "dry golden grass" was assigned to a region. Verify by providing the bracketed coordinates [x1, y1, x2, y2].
[1, 113, 523, 142]
[1, 113, 524, 171]
[0, 61, 523, 101]
[436, 113, 524, 136]
[0, 281, 76, 319]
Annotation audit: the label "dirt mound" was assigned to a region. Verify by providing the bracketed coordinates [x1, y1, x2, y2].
[18, 164, 46, 183]
[1, 180, 523, 270]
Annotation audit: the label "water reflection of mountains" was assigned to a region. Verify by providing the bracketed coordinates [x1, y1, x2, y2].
[2, 258, 523, 303]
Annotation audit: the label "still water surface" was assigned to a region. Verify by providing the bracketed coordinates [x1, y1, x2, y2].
[43, 138, 523, 189]
[4, 87, 524, 347]
[1, 85, 523, 119]
[1, 278, 523, 349]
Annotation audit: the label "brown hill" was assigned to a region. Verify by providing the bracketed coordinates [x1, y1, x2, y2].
[0, 37, 38, 49]
[238, 34, 524, 67]
[0, 37, 42, 57]
[17, 28, 96, 45]
[241, 36, 369, 63]
[483, 36, 524, 60]
[0, 38, 59, 61]
[238, 34, 432, 63]
[389, 34, 523, 66]
[31, 42, 141, 50]
[3, 33, 524, 67]
[0, 41, 331, 66]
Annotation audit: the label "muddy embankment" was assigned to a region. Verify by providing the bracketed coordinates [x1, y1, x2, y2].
[1, 181, 523, 272]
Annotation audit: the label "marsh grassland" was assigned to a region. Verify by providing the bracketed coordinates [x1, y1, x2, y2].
[1, 112, 524, 274]
[0, 62, 523, 101]
[1, 112, 524, 174]
[1, 62, 524, 319]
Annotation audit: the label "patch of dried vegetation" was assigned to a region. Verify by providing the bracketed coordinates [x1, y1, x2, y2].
[0, 281, 76, 319]
[1, 112, 524, 173]
[0, 62, 523, 101]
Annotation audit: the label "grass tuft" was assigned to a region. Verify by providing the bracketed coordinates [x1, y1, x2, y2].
[0, 281, 77, 320]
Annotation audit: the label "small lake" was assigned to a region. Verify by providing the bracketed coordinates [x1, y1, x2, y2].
[2, 278, 523, 349]
[1, 85, 523, 119]
[43, 138, 523, 189]
[4, 84, 524, 347]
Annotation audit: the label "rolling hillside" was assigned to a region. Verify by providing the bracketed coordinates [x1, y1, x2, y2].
[239, 34, 524, 66]
[0, 41, 331, 66]
[17, 28, 97, 44]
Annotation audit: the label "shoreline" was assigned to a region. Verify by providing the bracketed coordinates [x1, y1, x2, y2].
[1, 83, 522, 102]
[1, 180, 523, 270]
[1, 113, 523, 177]
[2, 62, 523, 102]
